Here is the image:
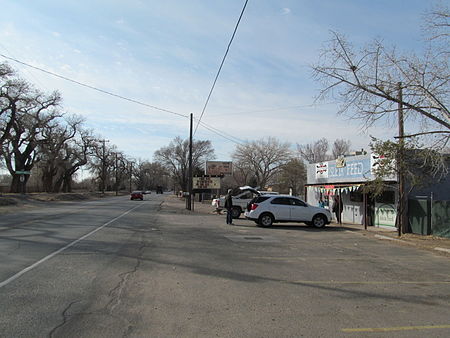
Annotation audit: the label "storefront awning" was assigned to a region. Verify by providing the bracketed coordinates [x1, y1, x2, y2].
[306, 183, 364, 195]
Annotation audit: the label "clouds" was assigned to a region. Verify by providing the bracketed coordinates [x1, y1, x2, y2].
[0, 0, 431, 162]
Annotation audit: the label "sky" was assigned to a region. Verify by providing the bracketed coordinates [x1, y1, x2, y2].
[0, 0, 436, 163]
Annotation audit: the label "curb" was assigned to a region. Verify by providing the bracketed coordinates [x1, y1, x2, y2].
[434, 247, 450, 254]
[374, 234, 416, 246]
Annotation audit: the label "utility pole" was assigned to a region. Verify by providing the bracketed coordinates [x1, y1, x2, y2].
[187, 113, 193, 210]
[397, 82, 406, 236]
[100, 139, 109, 195]
[129, 161, 133, 193]
[115, 153, 119, 196]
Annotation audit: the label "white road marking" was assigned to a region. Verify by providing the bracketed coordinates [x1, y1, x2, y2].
[0, 203, 144, 289]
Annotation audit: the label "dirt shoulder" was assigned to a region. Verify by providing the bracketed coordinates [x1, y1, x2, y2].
[0, 192, 125, 214]
[164, 195, 450, 258]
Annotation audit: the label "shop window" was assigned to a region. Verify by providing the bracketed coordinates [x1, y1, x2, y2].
[350, 191, 363, 202]
[375, 190, 395, 204]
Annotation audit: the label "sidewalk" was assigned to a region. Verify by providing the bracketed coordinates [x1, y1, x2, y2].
[168, 195, 450, 258]
[332, 222, 450, 257]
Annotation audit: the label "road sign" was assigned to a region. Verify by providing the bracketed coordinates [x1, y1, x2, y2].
[193, 176, 221, 190]
[15, 171, 31, 175]
[205, 161, 232, 176]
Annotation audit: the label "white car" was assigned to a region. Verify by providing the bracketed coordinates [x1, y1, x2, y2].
[244, 195, 331, 228]
[212, 186, 278, 219]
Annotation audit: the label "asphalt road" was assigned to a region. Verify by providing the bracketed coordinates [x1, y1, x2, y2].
[1, 194, 449, 337]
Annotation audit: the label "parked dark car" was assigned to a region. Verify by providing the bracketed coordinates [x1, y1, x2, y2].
[130, 191, 144, 200]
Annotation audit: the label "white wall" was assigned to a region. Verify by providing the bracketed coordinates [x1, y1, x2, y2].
[307, 187, 364, 224]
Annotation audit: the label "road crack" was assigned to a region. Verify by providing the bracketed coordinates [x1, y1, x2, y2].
[106, 242, 146, 314]
[48, 300, 80, 338]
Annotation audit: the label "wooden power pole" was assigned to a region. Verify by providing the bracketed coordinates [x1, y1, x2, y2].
[397, 82, 406, 236]
[187, 113, 193, 210]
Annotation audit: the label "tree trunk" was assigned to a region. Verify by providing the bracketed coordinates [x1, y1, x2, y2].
[10, 174, 29, 193]
[53, 176, 64, 193]
[42, 168, 57, 193]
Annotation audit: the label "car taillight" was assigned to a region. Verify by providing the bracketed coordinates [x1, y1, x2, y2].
[251, 203, 258, 210]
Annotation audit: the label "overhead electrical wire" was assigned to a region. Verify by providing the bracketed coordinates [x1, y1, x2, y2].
[197, 119, 245, 145]
[193, 0, 249, 135]
[0, 44, 50, 92]
[0, 52, 248, 145]
[0, 53, 189, 119]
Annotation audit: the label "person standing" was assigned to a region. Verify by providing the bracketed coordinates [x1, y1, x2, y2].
[318, 197, 325, 208]
[224, 189, 233, 225]
[333, 195, 343, 224]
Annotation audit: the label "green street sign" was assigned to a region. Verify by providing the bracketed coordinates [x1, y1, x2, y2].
[15, 171, 31, 175]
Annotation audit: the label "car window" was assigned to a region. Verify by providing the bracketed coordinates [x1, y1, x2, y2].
[253, 196, 270, 203]
[290, 198, 306, 207]
[270, 197, 291, 205]
[237, 191, 253, 199]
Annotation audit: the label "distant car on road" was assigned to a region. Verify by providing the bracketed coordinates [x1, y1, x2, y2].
[245, 195, 331, 228]
[156, 186, 163, 194]
[130, 191, 144, 200]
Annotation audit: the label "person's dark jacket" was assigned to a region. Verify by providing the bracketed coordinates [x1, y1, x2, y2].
[224, 194, 233, 210]
[332, 197, 343, 213]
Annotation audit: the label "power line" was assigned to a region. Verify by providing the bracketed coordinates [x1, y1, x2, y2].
[1, 52, 249, 146]
[0, 44, 50, 91]
[207, 102, 339, 116]
[0, 53, 189, 119]
[193, 0, 249, 135]
[197, 119, 245, 145]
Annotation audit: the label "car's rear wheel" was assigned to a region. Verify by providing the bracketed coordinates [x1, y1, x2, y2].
[312, 214, 326, 228]
[258, 213, 274, 227]
[231, 206, 241, 219]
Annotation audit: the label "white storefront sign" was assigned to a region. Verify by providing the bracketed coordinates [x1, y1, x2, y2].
[315, 162, 328, 179]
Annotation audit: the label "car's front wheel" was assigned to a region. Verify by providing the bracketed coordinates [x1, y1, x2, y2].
[258, 213, 274, 227]
[312, 214, 326, 228]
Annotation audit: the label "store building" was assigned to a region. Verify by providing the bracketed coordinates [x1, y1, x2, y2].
[305, 153, 398, 229]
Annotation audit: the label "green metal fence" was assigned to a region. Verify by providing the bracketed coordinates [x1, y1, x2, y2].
[408, 199, 450, 238]
[432, 200, 450, 238]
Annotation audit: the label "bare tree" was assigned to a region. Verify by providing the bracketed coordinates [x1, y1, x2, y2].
[297, 138, 329, 163]
[39, 114, 83, 192]
[154, 137, 215, 191]
[0, 62, 18, 148]
[332, 139, 351, 159]
[232, 137, 291, 188]
[424, 3, 450, 46]
[89, 140, 117, 192]
[55, 127, 97, 192]
[1, 84, 61, 192]
[134, 161, 169, 190]
[276, 158, 306, 195]
[312, 29, 449, 147]
[232, 160, 255, 187]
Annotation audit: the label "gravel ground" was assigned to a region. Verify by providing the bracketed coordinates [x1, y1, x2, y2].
[165, 195, 450, 258]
